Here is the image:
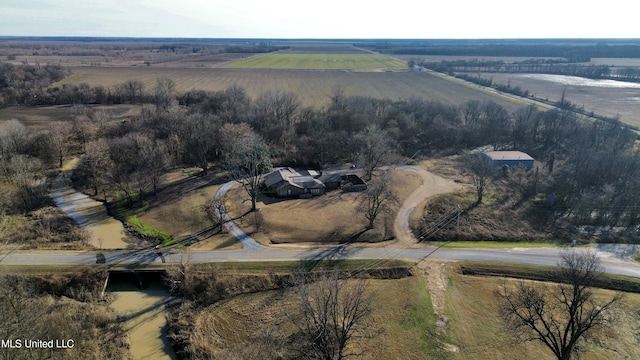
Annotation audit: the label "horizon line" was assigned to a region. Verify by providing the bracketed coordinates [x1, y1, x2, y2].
[1, 36, 640, 42]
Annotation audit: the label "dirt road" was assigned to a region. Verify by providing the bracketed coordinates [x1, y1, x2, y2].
[392, 166, 460, 247]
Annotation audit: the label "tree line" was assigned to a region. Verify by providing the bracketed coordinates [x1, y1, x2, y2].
[359, 40, 640, 60]
[418, 59, 625, 81]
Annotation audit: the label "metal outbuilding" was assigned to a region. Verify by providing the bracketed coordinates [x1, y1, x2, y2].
[480, 151, 534, 169]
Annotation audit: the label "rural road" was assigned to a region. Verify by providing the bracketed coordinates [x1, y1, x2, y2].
[2, 245, 640, 278]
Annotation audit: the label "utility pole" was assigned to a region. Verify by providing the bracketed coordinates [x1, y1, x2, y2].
[456, 204, 462, 230]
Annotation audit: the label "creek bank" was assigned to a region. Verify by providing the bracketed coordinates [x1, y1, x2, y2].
[107, 270, 179, 360]
[49, 158, 129, 249]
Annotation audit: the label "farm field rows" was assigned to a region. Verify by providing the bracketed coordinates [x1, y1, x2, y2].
[222, 52, 406, 70]
[54, 66, 527, 109]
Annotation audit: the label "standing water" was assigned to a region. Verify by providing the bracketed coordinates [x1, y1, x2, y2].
[49, 158, 129, 249]
[107, 271, 178, 359]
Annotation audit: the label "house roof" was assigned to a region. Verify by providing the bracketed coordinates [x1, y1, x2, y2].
[318, 173, 342, 183]
[482, 151, 534, 161]
[263, 167, 298, 188]
[290, 176, 325, 189]
[263, 168, 325, 190]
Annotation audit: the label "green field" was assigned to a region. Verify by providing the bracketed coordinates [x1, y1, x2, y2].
[53, 67, 527, 110]
[223, 52, 406, 70]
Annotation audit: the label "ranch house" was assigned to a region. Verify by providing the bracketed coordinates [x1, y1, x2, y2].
[261, 168, 367, 198]
[480, 151, 535, 170]
[262, 168, 326, 198]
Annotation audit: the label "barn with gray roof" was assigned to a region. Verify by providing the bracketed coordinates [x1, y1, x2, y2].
[480, 151, 534, 169]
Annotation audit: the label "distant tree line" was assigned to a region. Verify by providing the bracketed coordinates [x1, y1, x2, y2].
[359, 42, 640, 60]
[419, 59, 615, 80]
[3, 39, 288, 57]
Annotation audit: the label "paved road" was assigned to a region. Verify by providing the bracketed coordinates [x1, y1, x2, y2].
[2, 245, 639, 278]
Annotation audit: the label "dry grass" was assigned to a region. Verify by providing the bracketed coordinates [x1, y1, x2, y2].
[136, 169, 242, 250]
[226, 169, 422, 244]
[1, 205, 92, 250]
[167, 262, 640, 359]
[445, 265, 640, 360]
[0, 271, 130, 360]
[175, 275, 440, 360]
[0, 104, 141, 130]
[412, 155, 551, 243]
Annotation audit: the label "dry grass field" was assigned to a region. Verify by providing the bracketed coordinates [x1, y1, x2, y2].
[0, 104, 141, 129]
[183, 274, 442, 359]
[52, 66, 527, 110]
[134, 169, 243, 250]
[174, 261, 640, 360]
[445, 267, 640, 360]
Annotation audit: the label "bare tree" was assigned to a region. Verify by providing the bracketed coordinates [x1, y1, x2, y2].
[221, 124, 272, 212]
[360, 173, 396, 230]
[219, 84, 250, 123]
[252, 90, 300, 152]
[0, 276, 52, 360]
[290, 270, 374, 360]
[106, 134, 145, 207]
[355, 124, 394, 181]
[138, 138, 167, 195]
[180, 112, 218, 175]
[202, 196, 227, 233]
[496, 251, 621, 360]
[6, 155, 48, 211]
[124, 79, 144, 103]
[48, 121, 74, 168]
[466, 154, 493, 205]
[153, 77, 175, 111]
[80, 139, 111, 199]
[0, 119, 29, 163]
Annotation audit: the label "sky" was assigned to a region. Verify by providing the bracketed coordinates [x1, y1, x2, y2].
[1, 0, 638, 39]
